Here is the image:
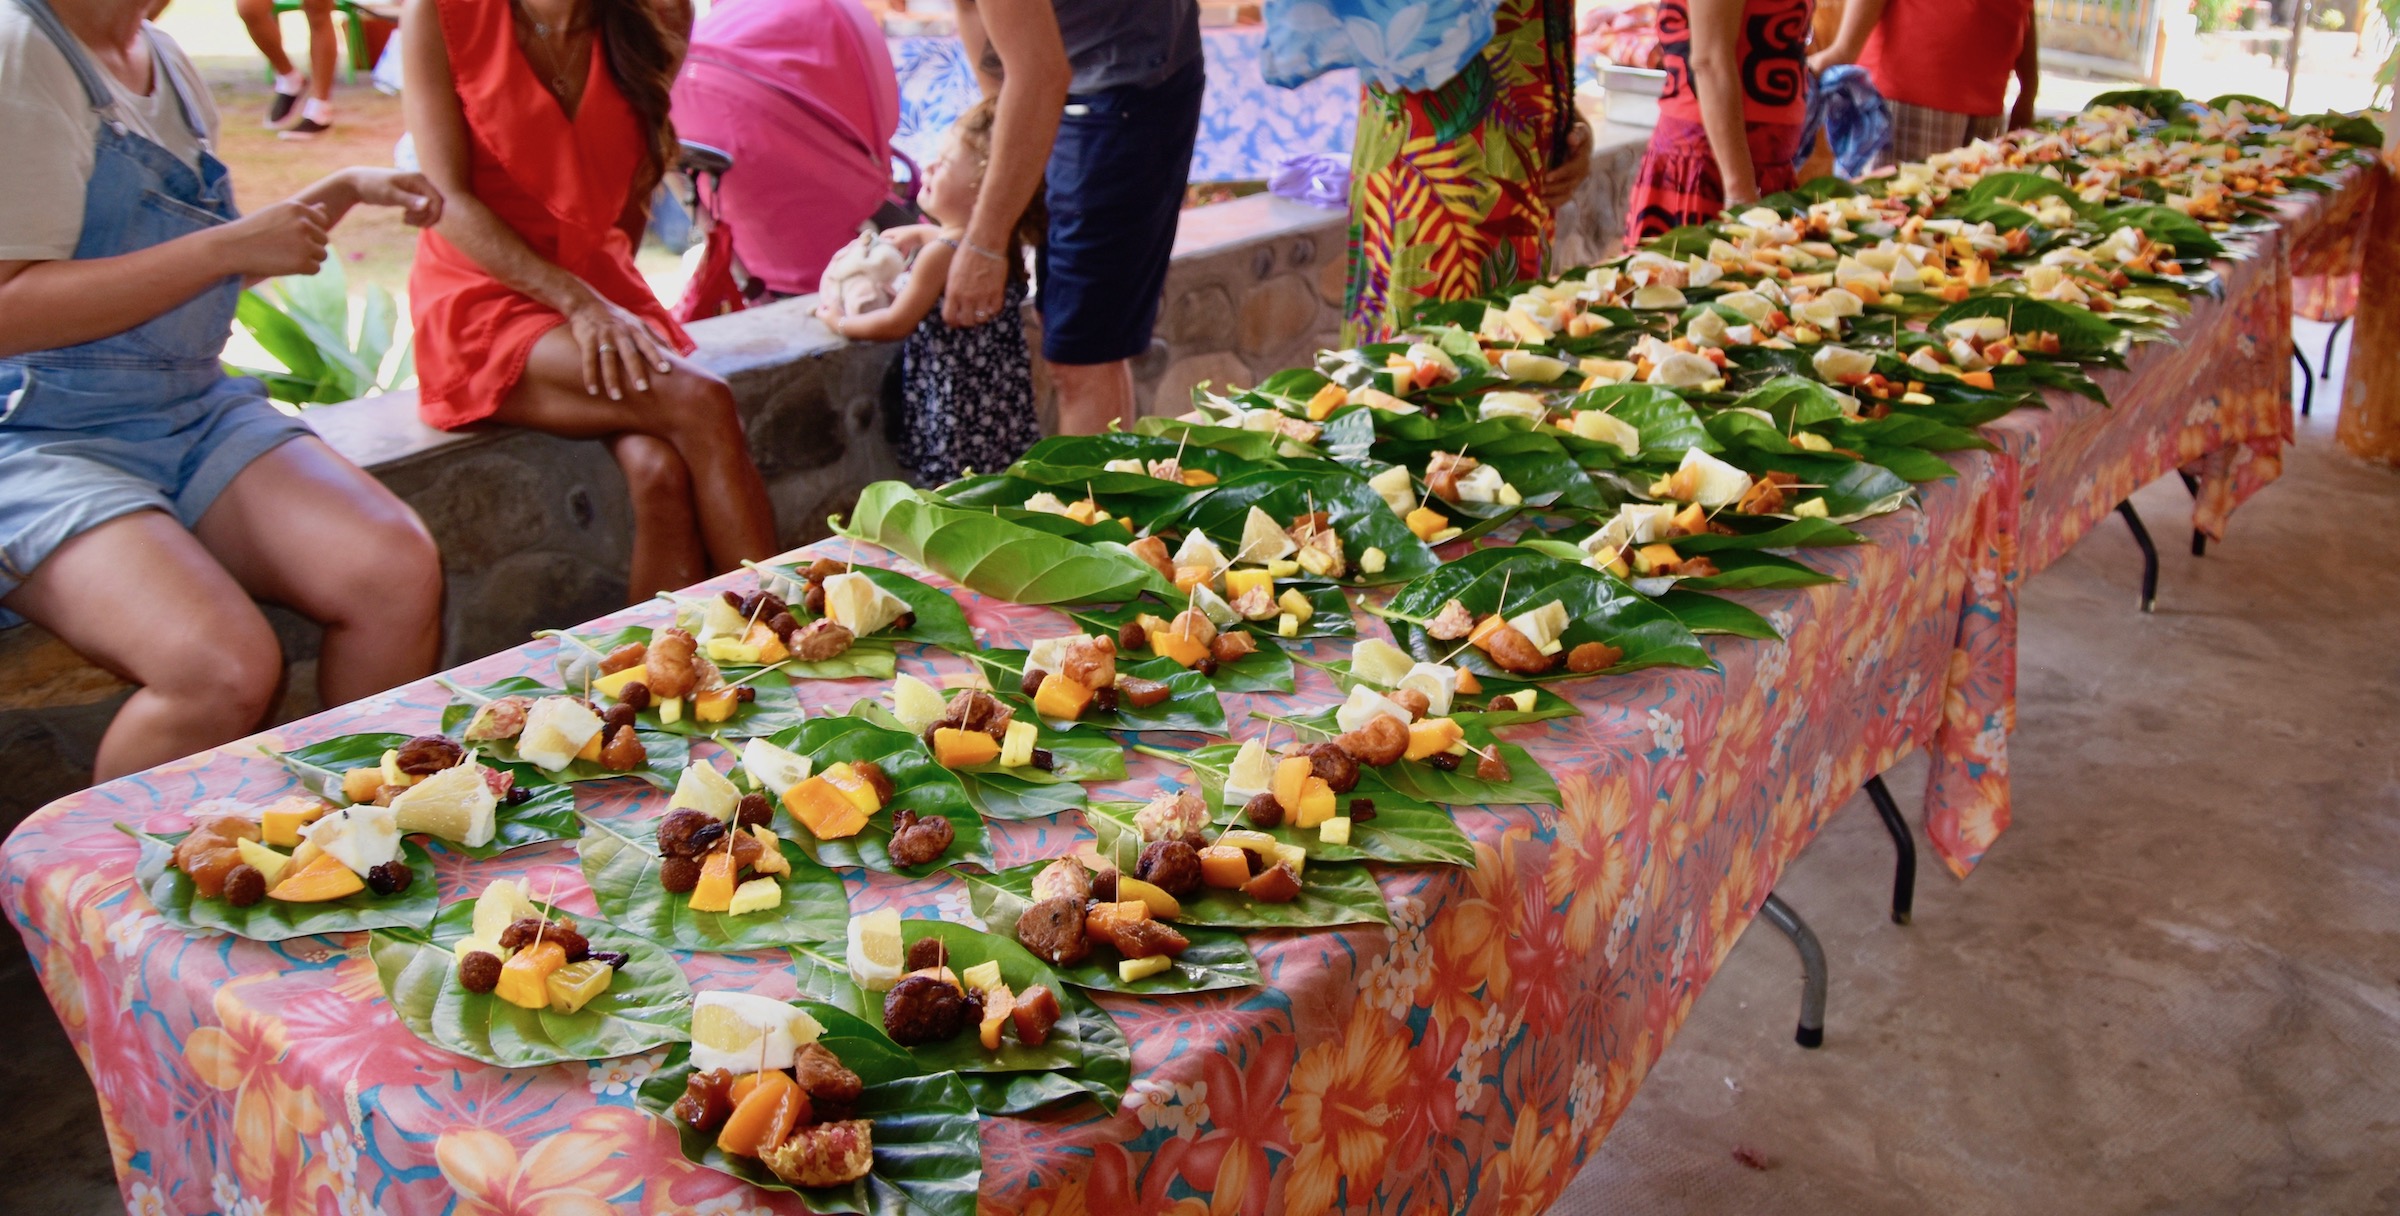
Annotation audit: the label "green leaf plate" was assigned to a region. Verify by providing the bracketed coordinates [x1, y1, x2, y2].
[836, 480, 1176, 605]
[264, 732, 580, 859]
[1379, 548, 1714, 680]
[637, 1006, 982, 1216]
[127, 828, 437, 940]
[577, 815, 852, 952]
[369, 897, 690, 1067]
[761, 716, 996, 874]
[1085, 803, 1392, 929]
[953, 866, 1264, 994]
[441, 676, 691, 789]
[969, 650, 1229, 735]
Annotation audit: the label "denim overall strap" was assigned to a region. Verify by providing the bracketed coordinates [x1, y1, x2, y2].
[2, 0, 242, 405]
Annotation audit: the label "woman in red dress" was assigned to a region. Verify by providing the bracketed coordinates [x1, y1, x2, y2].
[402, 0, 775, 599]
[1624, 0, 1814, 244]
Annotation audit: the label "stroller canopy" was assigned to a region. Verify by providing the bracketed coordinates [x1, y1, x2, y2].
[672, 0, 901, 297]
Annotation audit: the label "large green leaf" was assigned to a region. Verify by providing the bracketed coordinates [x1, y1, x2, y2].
[1927, 297, 2129, 362]
[760, 717, 996, 874]
[745, 563, 980, 657]
[577, 815, 852, 952]
[1163, 468, 1442, 587]
[1060, 602, 1297, 693]
[549, 627, 809, 738]
[265, 732, 580, 859]
[368, 897, 690, 1067]
[789, 920, 1131, 1112]
[637, 1010, 982, 1216]
[1084, 803, 1391, 928]
[969, 650, 1229, 735]
[1739, 452, 1916, 524]
[952, 867, 1263, 995]
[1160, 742, 1476, 867]
[1379, 547, 1713, 679]
[1559, 384, 1717, 457]
[845, 700, 1112, 822]
[2096, 203, 2225, 260]
[1129, 415, 1298, 462]
[127, 828, 437, 940]
[1654, 589, 1781, 639]
[987, 433, 1269, 497]
[440, 677, 690, 789]
[836, 481, 1176, 605]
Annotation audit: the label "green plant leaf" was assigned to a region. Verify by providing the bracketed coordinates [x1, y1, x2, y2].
[1083, 803, 1391, 928]
[127, 828, 437, 940]
[836, 481, 1176, 604]
[368, 897, 690, 1067]
[1162, 468, 1443, 587]
[1128, 415, 1295, 462]
[1653, 589, 1781, 639]
[761, 716, 996, 875]
[1380, 548, 1713, 679]
[638, 1015, 982, 1216]
[1561, 384, 1717, 456]
[969, 650, 1228, 735]
[264, 732, 580, 859]
[844, 700, 1111, 821]
[2094, 203, 2226, 259]
[747, 563, 980, 658]
[953, 867, 1264, 994]
[440, 677, 690, 788]
[1740, 452, 1916, 523]
[788, 920, 1132, 1112]
[577, 814, 852, 952]
[1166, 742, 1476, 866]
[550, 626, 810, 738]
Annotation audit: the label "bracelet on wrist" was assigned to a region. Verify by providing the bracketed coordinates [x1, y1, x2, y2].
[961, 238, 1007, 264]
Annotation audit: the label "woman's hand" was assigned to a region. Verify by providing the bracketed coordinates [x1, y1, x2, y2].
[348, 168, 446, 227]
[940, 239, 1009, 328]
[209, 200, 331, 279]
[562, 289, 675, 400]
[1541, 119, 1596, 209]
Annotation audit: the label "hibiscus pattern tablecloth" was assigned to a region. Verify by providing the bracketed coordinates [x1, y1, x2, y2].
[1, 164, 2370, 1216]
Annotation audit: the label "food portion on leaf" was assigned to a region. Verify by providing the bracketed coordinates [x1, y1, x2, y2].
[652, 760, 811, 916]
[447, 879, 629, 1013]
[169, 796, 417, 909]
[669, 992, 877, 1189]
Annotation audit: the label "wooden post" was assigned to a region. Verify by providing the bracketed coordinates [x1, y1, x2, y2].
[2335, 122, 2400, 466]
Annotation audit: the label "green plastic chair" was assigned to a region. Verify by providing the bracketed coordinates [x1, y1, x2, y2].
[263, 0, 373, 85]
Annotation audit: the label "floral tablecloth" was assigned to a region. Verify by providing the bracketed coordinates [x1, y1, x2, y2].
[1, 167, 2369, 1216]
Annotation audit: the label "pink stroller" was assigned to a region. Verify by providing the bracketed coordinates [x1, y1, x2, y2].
[669, 0, 907, 313]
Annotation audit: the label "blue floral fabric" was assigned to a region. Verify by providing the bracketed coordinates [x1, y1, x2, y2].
[1794, 65, 1892, 179]
[889, 29, 1361, 183]
[1260, 0, 1500, 91]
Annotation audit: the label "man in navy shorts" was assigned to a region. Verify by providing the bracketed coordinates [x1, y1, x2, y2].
[948, 0, 1203, 434]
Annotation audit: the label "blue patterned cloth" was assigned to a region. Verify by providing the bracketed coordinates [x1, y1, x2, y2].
[1794, 65, 1891, 180]
[889, 28, 1361, 184]
[1259, 0, 1498, 90]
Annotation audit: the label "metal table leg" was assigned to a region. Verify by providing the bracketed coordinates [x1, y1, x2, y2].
[2324, 317, 2347, 374]
[1758, 893, 1826, 1049]
[1863, 775, 1915, 925]
[2117, 499, 2158, 613]
[2295, 346, 2315, 417]
[2178, 470, 2206, 557]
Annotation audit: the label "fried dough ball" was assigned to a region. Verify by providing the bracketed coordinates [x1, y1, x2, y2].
[646, 628, 700, 699]
[1334, 713, 1409, 767]
[599, 642, 648, 675]
[1479, 623, 1556, 676]
[1566, 641, 1624, 673]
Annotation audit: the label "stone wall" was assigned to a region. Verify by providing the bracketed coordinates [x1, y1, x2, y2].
[0, 134, 1650, 823]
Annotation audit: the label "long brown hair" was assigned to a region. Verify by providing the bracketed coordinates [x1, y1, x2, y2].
[951, 97, 1045, 282]
[591, 0, 684, 199]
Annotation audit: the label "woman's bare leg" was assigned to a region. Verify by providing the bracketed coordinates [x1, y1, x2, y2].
[193, 436, 443, 706]
[608, 432, 708, 599]
[234, 0, 297, 78]
[2, 512, 285, 780]
[495, 327, 778, 586]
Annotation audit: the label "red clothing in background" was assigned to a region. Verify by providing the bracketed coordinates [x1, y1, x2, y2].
[409, 0, 690, 430]
[1858, 0, 2031, 117]
[1655, 0, 1813, 126]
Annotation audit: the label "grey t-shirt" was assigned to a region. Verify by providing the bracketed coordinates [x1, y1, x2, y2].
[1054, 0, 1199, 94]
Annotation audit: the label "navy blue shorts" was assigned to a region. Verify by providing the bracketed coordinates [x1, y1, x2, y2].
[1036, 57, 1205, 366]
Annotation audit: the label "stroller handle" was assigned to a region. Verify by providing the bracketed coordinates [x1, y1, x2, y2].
[677, 141, 735, 178]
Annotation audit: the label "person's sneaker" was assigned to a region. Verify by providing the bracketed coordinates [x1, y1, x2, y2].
[278, 117, 333, 140]
[264, 76, 305, 127]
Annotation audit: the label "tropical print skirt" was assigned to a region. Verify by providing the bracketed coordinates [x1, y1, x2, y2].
[1344, 0, 1575, 343]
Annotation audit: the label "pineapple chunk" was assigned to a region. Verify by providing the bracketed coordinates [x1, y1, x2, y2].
[747, 825, 791, 875]
[1348, 639, 1414, 688]
[671, 761, 742, 823]
[1223, 737, 1273, 807]
[998, 719, 1039, 768]
[1367, 465, 1415, 514]
[655, 696, 683, 725]
[1276, 588, 1314, 624]
[890, 673, 947, 735]
[518, 696, 604, 772]
[1358, 547, 1386, 575]
[726, 876, 783, 916]
[1119, 955, 1173, 983]
[1277, 613, 1300, 638]
[847, 909, 906, 992]
[544, 960, 616, 1014]
[821, 571, 910, 636]
[960, 960, 1004, 992]
[1319, 817, 1353, 846]
[378, 749, 419, 791]
[235, 837, 293, 888]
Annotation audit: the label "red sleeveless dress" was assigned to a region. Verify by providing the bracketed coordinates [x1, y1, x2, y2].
[409, 0, 691, 430]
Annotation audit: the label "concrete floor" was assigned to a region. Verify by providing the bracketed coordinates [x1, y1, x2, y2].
[1560, 323, 2400, 1214]
[2, 330, 2393, 1215]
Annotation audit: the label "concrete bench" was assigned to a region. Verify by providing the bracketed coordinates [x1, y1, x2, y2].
[0, 124, 1651, 821]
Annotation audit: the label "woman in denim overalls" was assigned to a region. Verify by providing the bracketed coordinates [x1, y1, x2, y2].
[0, 0, 449, 781]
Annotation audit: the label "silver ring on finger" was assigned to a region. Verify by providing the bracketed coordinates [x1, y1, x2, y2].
[599, 342, 616, 354]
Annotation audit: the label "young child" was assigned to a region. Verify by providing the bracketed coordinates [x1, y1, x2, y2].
[823, 99, 1044, 486]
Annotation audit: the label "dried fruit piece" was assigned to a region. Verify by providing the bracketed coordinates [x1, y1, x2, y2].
[1334, 714, 1409, 766]
[393, 735, 465, 776]
[1241, 862, 1303, 903]
[1566, 641, 1624, 673]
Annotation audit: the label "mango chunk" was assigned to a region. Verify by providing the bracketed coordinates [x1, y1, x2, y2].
[933, 727, 1002, 768]
[1033, 672, 1096, 720]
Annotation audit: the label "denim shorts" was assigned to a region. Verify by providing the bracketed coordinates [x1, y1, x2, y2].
[0, 369, 310, 624]
[1036, 56, 1206, 365]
